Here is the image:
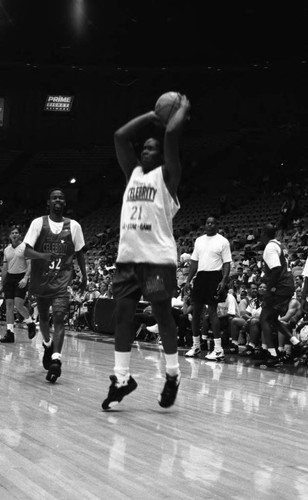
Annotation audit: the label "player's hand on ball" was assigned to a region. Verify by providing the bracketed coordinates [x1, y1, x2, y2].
[180, 94, 191, 119]
[150, 110, 165, 128]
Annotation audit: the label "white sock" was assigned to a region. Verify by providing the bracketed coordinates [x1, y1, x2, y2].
[290, 336, 300, 346]
[248, 342, 255, 348]
[114, 351, 131, 383]
[7, 324, 14, 332]
[214, 338, 222, 351]
[278, 347, 284, 352]
[262, 343, 268, 350]
[52, 352, 62, 361]
[192, 336, 200, 348]
[268, 348, 277, 357]
[24, 317, 32, 324]
[43, 339, 52, 347]
[165, 353, 180, 377]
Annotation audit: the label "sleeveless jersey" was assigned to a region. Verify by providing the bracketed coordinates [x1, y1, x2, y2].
[117, 166, 180, 265]
[30, 216, 75, 297]
[263, 240, 295, 296]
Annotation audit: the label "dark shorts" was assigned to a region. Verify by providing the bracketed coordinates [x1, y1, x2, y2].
[37, 294, 70, 315]
[3, 273, 28, 300]
[262, 293, 292, 316]
[192, 271, 222, 305]
[113, 263, 177, 302]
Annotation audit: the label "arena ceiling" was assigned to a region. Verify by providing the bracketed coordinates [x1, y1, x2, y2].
[0, 1, 307, 69]
[0, 2, 307, 204]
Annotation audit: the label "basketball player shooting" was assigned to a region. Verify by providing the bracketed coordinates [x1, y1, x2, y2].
[102, 92, 191, 410]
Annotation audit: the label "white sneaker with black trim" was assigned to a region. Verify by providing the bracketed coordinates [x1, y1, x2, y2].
[205, 349, 224, 361]
[185, 346, 201, 357]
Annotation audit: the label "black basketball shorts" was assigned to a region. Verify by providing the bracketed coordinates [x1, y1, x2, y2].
[112, 263, 178, 302]
[36, 293, 70, 315]
[192, 271, 223, 305]
[3, 272, 28, 300]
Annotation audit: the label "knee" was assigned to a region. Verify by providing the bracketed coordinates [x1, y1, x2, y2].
[14, 299, 23, 310]
[53, 311, 65, 324]
[250, 318, 259, 326]
[231, 317, 241, 326]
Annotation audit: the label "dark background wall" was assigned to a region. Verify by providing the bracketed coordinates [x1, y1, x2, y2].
[0, 2, 307, 214]
[1, 61, 308, 151]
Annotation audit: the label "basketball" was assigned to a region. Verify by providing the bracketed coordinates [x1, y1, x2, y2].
[155, 91, 182, 125]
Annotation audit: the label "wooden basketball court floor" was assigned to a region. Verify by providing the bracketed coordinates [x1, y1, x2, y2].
[1, 323, 308, 500]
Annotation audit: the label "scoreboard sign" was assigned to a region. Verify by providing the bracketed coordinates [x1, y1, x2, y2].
[44, 95, 74, 112]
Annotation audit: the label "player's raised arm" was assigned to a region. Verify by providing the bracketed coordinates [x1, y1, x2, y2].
[114, 111, 160, 181]
[163, 95, 191, 198]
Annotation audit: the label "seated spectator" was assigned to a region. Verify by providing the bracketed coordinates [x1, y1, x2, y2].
[236, 265, 245, 283]
[143, 322, 161, 343]
[244, 229, 256, 248]
[180, 251, 191, 265]
[249, 264, 262, 285]
[226, 282, 260, 354]
[229, 278, 243, 303]
[74, 283, 100, 330]
[238, 288, 249, 304]
[240, 271, 249, 289]
[98, 281, 113, 299]
[294, 275, 304, 291]
[68, 283, 86, 329]
[290, 219, 306, 247]
[207, 289, 240, 353]
[238, 281, 268, 357]
[140, 285, 194, 347]
[84, 282, 100, 304]
[244, 267, 254, 283]
[291, 259, 304, 278]
[174, 285, 193, 347]
[277, 289, 303, 364]
[134, 302, 157, 341]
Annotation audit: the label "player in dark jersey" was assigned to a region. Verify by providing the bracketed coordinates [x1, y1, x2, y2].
[256, 223, 307, 367]
[24, 188, 87, 382]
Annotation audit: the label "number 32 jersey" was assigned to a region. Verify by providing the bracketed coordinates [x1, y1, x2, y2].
[117, 166, 180, 266]
[24, 215, 85, 298]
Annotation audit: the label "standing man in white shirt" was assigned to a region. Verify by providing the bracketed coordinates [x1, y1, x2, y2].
[184, 216, 232, 361]
[0, 225, 37, 343]
[24, 188, 87, 383]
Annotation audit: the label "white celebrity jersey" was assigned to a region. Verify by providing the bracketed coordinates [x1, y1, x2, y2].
[117, 166, 180, 265]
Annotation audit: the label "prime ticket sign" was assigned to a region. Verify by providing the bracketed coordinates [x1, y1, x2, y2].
[44, 95, 74, 112]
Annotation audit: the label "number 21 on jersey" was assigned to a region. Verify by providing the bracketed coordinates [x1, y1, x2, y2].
[130, 205, 142, 220]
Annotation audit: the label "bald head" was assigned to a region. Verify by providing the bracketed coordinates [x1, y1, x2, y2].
[261, 223, 277, 243]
